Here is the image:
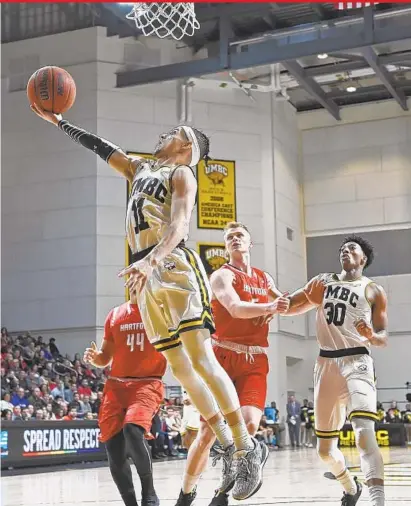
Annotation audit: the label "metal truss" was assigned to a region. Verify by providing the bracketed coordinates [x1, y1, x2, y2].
[117, 8, 411, 91]
[361, 46, 408, 110]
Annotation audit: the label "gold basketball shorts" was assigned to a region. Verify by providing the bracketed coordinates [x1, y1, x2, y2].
[314, 350, 378, 439]
[135, 246, 215, 353]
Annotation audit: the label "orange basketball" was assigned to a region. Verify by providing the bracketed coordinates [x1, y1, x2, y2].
[27, 66, 76, 114]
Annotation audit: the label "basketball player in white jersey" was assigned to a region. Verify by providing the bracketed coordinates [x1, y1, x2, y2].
[31, 105, 270, 500]
[283, 236, 388, 506]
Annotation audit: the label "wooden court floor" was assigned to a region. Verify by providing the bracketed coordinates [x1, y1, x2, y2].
[2, 446, 410, 506]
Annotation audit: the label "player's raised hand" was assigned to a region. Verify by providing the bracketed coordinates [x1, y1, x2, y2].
[83, 341, 98, 365]
[304, 278, 326, 306]
[30, 103, 61, 126]
[354, 318, 373, 340]
[118, 257, 154, 293]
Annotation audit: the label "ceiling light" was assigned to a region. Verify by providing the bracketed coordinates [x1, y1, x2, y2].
[346, 85, 357, 93]
[317, 53, 328, 60]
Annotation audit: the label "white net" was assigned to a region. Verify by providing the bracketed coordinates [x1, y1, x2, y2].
[126, 3, 200, 41]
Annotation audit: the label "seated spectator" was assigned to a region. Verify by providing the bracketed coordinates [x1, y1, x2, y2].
[377, 402, 386, 423]
[2, 409, 12, 420]
[69, 392, 84, 416]
[256, 415, 275, 446]
[84, 411, 94, 420]
[21, 407, 31, 421]
[78, 379, 92, 397]
[82, 395, 92, 415]
[92, 391, 104, 415]
[11, 388, 29, 408]
[386, 408, 402, 423]
[49, 338, 60, 358]
[401, 403, 411, 444]
[29, 387, 47, 410]
[63, 407, 78, 421]
[12, 405, 23, 420]
[1, 393, 14, 412]
[389, 401, 402, 420]
[265, 401, 279, 422]
[51, 380, 66, 400]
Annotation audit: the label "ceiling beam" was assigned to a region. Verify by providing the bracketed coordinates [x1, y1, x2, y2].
[116, 10, 411, 94]
[361, 46, 408, 110]
[305, 50, 411, 77]
[282, 60, 340, 120]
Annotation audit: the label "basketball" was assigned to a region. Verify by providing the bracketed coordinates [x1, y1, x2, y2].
[27, 66, 76, 114]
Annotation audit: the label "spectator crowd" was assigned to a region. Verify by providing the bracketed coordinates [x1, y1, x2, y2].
[2, 327, 410, 450]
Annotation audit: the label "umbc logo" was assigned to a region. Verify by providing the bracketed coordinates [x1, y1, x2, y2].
[205, 248, 227, 272]
[205, 164, 228, 185]
[339, 429, 389, 447]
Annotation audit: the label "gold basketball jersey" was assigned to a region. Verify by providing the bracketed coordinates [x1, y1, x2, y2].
[126, 160, 189, 254]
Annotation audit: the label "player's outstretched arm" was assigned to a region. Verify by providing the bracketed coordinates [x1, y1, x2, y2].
[30, 104, 142, 182]
[210, 268, 289, 319]
[283, 277, 326, 316]
[355, 284, 388, 348]
[83, 340, 114, 368]
[147, 165, 197, 266]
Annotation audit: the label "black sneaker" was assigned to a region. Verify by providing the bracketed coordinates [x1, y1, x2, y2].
[142, 495, 160, 506]
[341, 478, 362, 506]
[175, 488, 197, 506]
[208, 490, 229, 506]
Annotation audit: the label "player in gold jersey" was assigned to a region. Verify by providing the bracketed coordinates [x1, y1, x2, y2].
[31, 106, 271, 501]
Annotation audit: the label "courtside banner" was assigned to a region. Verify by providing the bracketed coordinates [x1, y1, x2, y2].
[1, 421, 106, 469]
[197, 159, 236, 230]
[338, 423, 406, 448]
[198, 243, 228, 276]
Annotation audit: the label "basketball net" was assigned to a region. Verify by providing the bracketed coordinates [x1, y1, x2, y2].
[126, 3, 200, 41]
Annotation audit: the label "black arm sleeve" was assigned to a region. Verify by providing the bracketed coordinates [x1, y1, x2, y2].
[58, 120, 119, 162]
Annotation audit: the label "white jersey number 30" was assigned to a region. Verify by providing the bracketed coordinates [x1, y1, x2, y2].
[127, 333, 145, 352]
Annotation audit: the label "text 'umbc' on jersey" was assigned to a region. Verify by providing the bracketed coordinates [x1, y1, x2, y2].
[130, 176, 168, 204]
[325, 285, 359, 308]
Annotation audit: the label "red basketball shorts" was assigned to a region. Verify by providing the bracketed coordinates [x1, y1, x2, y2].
[99, 378, 164, 443]
[198, 345, 269, 426]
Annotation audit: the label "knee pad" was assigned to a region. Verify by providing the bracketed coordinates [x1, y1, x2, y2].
[352, 418, 384, 481]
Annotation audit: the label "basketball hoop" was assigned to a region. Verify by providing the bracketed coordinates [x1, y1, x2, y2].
[126, 3, 200, 41]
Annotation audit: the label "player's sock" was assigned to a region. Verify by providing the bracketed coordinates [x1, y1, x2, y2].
[106, 432, 139, 506]
[368, 485, 385, 506]
[335, 468, 357, 496]
[182, 473, 201, 494]
[124, 424, 157, 498]
[228, 417, 254, 451]
[318, 439, 357, 495]
[208, 417, 234, 449]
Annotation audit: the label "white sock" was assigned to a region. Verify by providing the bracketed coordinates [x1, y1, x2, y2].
[336, 468, 357, 496]
[209, 418, 234, 449]
[368, 485, 385, 506]
[230, 419, 253, 451]
[182, 473, 200, 494]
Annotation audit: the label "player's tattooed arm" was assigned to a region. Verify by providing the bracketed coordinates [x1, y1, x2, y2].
[148, 165, 197, 266]
[210, 269, 289, 319]
[30, 103, 143, 182]
[355, 283, 388, 348]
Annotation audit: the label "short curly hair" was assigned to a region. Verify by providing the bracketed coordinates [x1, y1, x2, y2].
[340, 235, 374, 269]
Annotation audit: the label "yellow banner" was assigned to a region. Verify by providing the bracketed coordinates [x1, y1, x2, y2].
[198, 242, 228, 277]
[197, 159, 236, 230]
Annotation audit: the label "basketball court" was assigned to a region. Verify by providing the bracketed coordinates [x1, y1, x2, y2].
[2, 447, 410, 506]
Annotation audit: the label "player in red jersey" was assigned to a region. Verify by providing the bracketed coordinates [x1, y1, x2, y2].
[83, 295, 167, 506]
[175, 222, 289, 506]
